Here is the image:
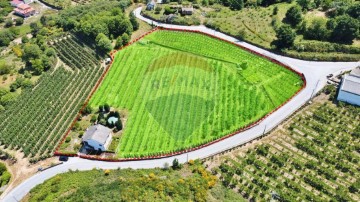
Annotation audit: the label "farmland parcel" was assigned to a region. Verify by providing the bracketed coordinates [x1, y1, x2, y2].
[89, 30, 304, 158]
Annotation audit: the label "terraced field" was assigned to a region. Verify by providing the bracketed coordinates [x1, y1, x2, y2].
[89, 30, 304, 158]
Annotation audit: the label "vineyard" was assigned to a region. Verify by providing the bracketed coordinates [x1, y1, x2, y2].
[210, 98, 360, 201]
[89, 30, 303, 158]
[0, 36, 103, 161]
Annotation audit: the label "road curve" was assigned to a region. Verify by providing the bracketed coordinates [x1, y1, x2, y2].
[2, 7, 359, 202]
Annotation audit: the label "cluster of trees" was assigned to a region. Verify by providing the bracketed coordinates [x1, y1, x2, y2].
[55, 0, 137, 52]
[97, 104, 123, 131]
[217, 0, 291, 10]
[275, 1, 359, 49]
[9, 77, 33, 92]
[0, 0, 13, 23]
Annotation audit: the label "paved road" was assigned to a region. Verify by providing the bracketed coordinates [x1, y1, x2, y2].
[2, 7, 359, 202]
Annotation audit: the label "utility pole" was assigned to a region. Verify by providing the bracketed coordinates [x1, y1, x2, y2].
[310, 79, 320, 100]
[263, 125, 267, 135]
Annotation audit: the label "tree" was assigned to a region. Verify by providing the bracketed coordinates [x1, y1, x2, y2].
[21, 36, 29, 43]
[104, 103, 110, 113]
[30, 22, 41, 36]
[121, 33, 130, 46]
[172, 158, 181, 170]
[347, 3, 360, 19]
[285, 6, 303, 26]
[330, 15, 359, 44]
[115, 36, 123, 49]
[98, 112, 105, 121]
[95, 33, 112, 52]
[45, 48, 56, 57]
[229, 0, 244, 10]
[129, 12, 139, 31]
[23, 44, 42, 61]
[0, 30, 16, 47]
[82, 105, 93, 115]
[155, 6, 162, 14]
[297, 0, 313, 11]
[98, 105, 104, 112]
[275, 25, 296, 49]
[304, 18, 330, 41]
[15, 18, 24, 26]
[4, 19, 13, 28]
[30, 59, 44, 75]
[273, 6, 279, 15]
[115, 120, 122, 131]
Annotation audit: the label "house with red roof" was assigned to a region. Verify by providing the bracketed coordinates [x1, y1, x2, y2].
[14, 4, 35, 17]
[10, 0, 24, 7]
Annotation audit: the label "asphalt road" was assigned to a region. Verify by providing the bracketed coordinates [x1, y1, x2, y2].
[2, 7, 359, 202]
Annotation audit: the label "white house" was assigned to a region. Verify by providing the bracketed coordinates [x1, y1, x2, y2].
[82, 124, 112, 152]
[337, 67, 360, 106]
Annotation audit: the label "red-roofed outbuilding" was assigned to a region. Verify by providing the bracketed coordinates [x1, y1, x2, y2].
[14, 4, 35, 17]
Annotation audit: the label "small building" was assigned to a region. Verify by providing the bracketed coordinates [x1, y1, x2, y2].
[337, 67, 360, 106]
[14, 4, 35, 18]
[146, 0, 156, 10]
[82, 124, 112, 152]
[181, 6, 193, 15]
[10, 0, 23, 7]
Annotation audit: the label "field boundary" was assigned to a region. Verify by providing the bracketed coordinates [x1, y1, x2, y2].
[54, 27, 306, 162]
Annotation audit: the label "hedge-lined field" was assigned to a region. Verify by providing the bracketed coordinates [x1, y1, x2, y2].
[211, 100, 360, 201]
[0, 37, 103, 162]
[89, 30, 303, 158]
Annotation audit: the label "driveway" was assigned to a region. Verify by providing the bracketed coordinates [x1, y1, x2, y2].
[1, 7, 359, 202]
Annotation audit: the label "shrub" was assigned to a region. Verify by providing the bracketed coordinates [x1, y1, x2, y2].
[15, 18, 24, 26]
[285, 6, 303, 27]
[65, 136, 71, 143]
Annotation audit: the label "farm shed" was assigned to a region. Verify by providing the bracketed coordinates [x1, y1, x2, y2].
[181, 6, 193, 15]
[82, 124, 112, 152]
[337, 67, 360, 106]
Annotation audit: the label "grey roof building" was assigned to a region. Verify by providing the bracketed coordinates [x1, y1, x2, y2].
[337, 67, 360, 106]
[82, 124, 112, 152]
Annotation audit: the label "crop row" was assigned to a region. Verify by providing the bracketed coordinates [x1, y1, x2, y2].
[0, 37, 103, 160]
[88, 30, 303, 158]
[215, 102, 359, 201]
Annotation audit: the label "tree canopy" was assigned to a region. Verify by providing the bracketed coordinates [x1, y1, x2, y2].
[275, 25, 296, 49]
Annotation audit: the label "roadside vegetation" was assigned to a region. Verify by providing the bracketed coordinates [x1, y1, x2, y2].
[25, 160, 245, 202]
[0, 162, 11, 192]
[88, 30, 303, 158]
[142, 0, 360, 61]
[206, 87, 360, 201]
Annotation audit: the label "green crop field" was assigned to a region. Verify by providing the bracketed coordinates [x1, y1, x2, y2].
[89, 30, 303, 158]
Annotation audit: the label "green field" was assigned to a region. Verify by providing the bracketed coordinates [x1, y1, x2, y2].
[89, 30, 303, 158]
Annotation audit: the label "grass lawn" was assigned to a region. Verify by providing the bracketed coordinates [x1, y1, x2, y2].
[89, 30, 303, 158]
[25, 162, 245, 202]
